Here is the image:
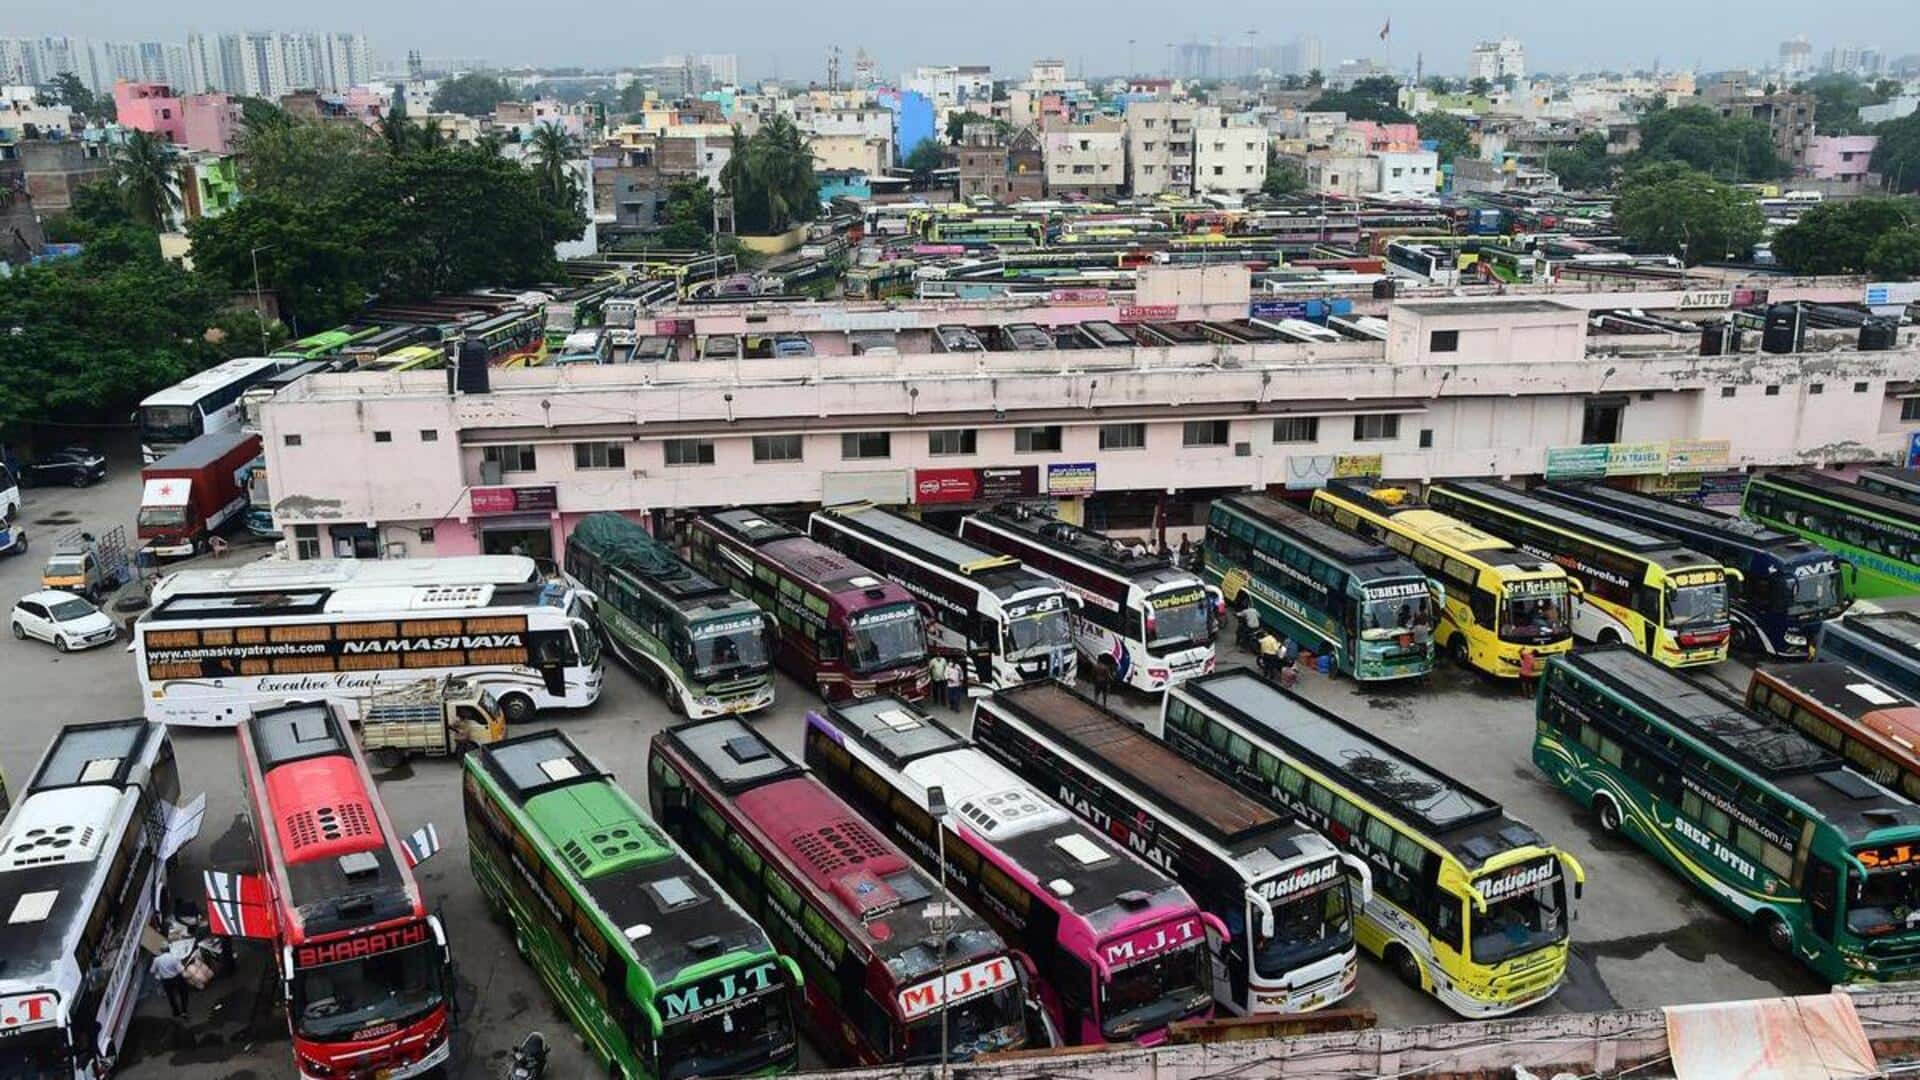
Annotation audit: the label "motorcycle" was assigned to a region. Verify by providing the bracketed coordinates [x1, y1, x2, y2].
[507, 1032, 548, 1080]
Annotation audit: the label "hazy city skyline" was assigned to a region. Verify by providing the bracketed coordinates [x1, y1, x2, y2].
[5, 0, 1919, 81]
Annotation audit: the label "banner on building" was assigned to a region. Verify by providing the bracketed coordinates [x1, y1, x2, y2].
[913, 466, 1039, 505]
[1118, 305, 1177, 324]
[1544, 445, 1609, 480]
[1667, 439, 1731, 472]
[1046, 462, 1097, 496]
[1285, 455, 1338, 491]
[471, 486, 559, 516]
[1603, 442, 1668, 477]
[824, 469, 910, 507]
[1333, 454, 1384, 479]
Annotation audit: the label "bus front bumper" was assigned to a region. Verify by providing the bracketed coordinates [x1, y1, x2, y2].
[1248, 950, 1358, 1014]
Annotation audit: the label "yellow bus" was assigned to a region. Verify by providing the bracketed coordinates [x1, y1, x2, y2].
[1158, 670, 1584, 1017]
[1428, 480, 1735, 667]
[359, 344, 446, 372]
[1310, 479, 1576, 677]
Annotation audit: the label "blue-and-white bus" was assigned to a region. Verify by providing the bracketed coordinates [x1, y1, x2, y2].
[136, 357, 292, 463]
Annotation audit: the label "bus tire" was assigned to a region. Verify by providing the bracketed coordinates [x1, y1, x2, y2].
[1387, 945, 1424, 991]
[499, 692, 536, 726]
[1449, 635, 1471, 671]
[1593, 792, 1623, 835]
[1758, 911, 1793, 955]
[1731, 623, 1755, 653]
[1597, 629, 1622, 646]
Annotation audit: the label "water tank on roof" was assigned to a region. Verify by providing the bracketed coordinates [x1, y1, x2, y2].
[1761, 303, 1805, 355]
[1860, 318, 1899, 352]
[1372, 278, 1397, 300]
[455, 340, 490, 395]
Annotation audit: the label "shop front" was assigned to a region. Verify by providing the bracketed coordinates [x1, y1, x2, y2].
[470, 484, 561, 562]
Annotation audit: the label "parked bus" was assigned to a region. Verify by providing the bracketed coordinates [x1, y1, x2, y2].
[846, 262, 919, 300]
[649, 717, 1040, 1065]
[1748, 661, 1920, 802]
[566, 512, 775, 718]
[972, 683, 1370, 1016]
[136, 356, 291, 463]
[1202, 494, 1435, 681]
[1158, 670, 1585, 1017]
[360, 344, 447, 372]
[1859, 468, 1920, 506]
[336, 324, 432, 367]
[1535, 648, 1920, 984]
[460, 308, 548, 367]
[271, 325, 380, 361]
[465, 729, 802, 1079]
[959, 504, 1217, 692]
[810, 504, 1078, 689]
[685, 510, 931, 702]
[1310, 479, 1575, 677]
[1534, 482, 1850, 657]
[135, 555, 602, 726]
[1744, 470, 1920, 598]
[0, 720, 189, 1080]
[926, 218, 1044, 247]
[207, 702, 452, 1080]
[1818, 612, 1920, 702]
[805, 697, 1222, 1045]
[1427, 480, 1733, 667]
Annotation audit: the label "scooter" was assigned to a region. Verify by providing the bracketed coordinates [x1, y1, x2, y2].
[507, 1032, 548, 1080]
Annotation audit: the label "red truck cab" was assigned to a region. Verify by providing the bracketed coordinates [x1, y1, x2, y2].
[138, 430, 261, 559]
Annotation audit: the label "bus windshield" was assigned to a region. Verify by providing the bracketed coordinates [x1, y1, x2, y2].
[1667, 581, 1729, 629]
[655, 988, 796, 1080]
[1256, 879, 1352, 976]
[1003, 599, 1069, 658]
[140, 404, 202, 443]
[0, 1026, 68, 1079]
[1847, 867, 1920, 937]
[1500, 585, 1570, 644]
[1358, 589, 1432, 640]
[1146, 588, 1212, 653]
[1469, 873, 1568, 966]
[848, 604, 926, 674]
[291, 940, 445, 1041]
[1786, 564, 1844, 616]
[1097, 940, 1212, 1041]
[900, 983, 1026, 1062]
[688, 617, 768, 680]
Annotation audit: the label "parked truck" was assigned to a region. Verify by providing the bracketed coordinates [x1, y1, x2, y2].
[356, 677, 507, 758]
[137, 429, 261, 559]
[42, 527, 131, 600]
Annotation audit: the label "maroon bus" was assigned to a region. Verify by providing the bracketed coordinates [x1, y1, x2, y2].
[649, 716, 1044, 1065]
[687, 509, 932, 702]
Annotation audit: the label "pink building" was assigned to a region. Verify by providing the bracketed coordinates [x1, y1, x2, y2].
[113, 81, 185, 144]
[1345, 120, 1423, 152]
[181, 93, 238, 154]
[1806, 134, 1877, 183]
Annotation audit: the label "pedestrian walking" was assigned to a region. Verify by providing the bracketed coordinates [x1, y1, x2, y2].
[1091, 661, 1111, 707]
[1178, 536, 1194, 569]
[1237, 603, 1261, 651]
[946, 657, 966, 712]
[151, 947, 190, 1019]
[928, 653, 947, 705]
[1257, 632, 1280, 679]
[1518, 647, 1540, 697]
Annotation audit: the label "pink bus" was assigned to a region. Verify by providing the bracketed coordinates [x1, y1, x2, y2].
[805, 696, 1223, 1046]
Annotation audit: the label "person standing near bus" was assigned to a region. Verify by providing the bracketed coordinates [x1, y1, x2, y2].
[151, 947, 190, 1019]
[946, 656, 966, 712]
[1258, 632, 1281, 679]
[928, 653, 948, 708]
[1518, 647, 1541, 697]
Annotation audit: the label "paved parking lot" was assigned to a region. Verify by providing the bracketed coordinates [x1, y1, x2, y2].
[0, 456, 1826, 1079]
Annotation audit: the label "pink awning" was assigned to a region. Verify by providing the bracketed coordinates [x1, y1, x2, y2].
[1665, 992, 1878, 1080]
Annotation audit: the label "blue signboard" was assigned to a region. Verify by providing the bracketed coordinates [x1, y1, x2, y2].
[1908, 432, 1920, 469]
[1249, 298, 1355, 323]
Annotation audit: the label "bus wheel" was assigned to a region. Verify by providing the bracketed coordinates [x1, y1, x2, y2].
[1758, 912, 1793, 955]
[1449, 636, 1471, 671]
[1731, 623, 1755, 653]
[1597, 629, 1622, 646]
[499, 693, 536, 726]
[1593, 793, 1623, 835]
[1388, 945, 1424, 990]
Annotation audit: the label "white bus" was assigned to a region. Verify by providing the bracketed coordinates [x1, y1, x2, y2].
[0, 719, 197, 1079]
[960, 504, 1219, 692]
[137, 357, 292, 463]
[810, 503, 1078, 689]
[135, 555, 603, 726]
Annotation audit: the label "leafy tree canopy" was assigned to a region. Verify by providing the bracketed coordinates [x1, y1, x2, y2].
[1773, 197, 1917, 275]
[38, 72, 113, 123]
[720, 115, 820, 235]
[1873, 112, 1920, 194]
[1546, 132, 1614, 191]
[1627, 104, 1788, 181]
[430, 74, 513, 116]
[1262, 157, 1305, 197]
[1613, 163, 1765, 264]
[903, 137, 945, 178]
[1416, 112, 1472, 164]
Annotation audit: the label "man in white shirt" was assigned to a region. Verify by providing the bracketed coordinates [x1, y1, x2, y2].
[150, 948, 190, 1018]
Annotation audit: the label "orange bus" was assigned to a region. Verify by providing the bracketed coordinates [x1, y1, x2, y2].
[1746, 661, 1920, 801]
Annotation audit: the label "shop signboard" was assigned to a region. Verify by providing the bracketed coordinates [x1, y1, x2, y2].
[1544, 445, 1609, 480]
[1667, 439, 1731, 473]
[1332, 454, 1383, 479]
[471, 486, 558, 516]
[913, 467, 1040, 505]
[1118, 304, 1178, 324]
[1046, 462, 1097, 496]
[1603, 442, 1668, 478]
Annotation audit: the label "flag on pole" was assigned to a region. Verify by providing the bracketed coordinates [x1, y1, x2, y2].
[1380, 19, 1391, 40]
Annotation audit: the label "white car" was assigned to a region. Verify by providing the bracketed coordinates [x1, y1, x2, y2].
[11, 590, 118, 652]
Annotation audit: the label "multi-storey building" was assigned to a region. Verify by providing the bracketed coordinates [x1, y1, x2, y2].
[1040, 116, 1124, 197]
[1469, 38, 1526, 83]
[1124, 100, 1201, 196]
[1192, 111, 1268, 195]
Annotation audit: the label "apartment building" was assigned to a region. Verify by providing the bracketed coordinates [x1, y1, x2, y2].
[957, 124, 1043, 202]
[1040, 116, 1124, 197]
[1124, 100, 1201, 196]
[1701, 84, 1815, 171]
[1193, 112, 1268, 195]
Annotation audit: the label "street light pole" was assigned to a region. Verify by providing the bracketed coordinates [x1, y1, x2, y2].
[927, 785, 951, 1080]
[249, 244, 274, 354]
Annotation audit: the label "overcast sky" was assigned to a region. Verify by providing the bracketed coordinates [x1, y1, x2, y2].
[8, 1, 1918, 80]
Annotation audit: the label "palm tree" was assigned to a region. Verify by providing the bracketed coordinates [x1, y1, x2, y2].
[377, 112, 419, 156]
[527, 123, 580, 214]
[112, 130, 181, 229]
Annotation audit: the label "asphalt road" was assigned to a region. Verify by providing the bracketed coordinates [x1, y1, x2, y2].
[0, 455, 1824, 1080]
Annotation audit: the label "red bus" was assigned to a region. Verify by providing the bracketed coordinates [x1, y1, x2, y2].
[648, 716, 1046, 1065]
[205, 702, 451, 1080]
[687, 509, 932, 702]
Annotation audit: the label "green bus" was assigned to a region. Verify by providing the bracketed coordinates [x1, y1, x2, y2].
[1203, 494, 1436, 680]
[271, 324, 380, 361]
[465, 729, 803, 1080]
[1743, 470, 1920, 598]
[1535, 646, 1920, 983]
[565, 512, 776, 718]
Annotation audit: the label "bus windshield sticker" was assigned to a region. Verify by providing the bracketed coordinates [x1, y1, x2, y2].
[1100, 916, 1203, 970]
[896, 956, 1019, 1020]
[1005, 594, 1067, 620]
[0, 992, 58, 1034]
[850, 606, 918, 629]
[295, 921, 431, 968]
[1473, 859, 1558, 903]
[692, 615, 760, 640]
[1361, 582, 1430, 603]
[1147, 588, 1208, 611]
[1254, 861, 1342, 902]
[1504, 579, 1565, 599]
[658, 959, 782, 1021]
[1857, 843, 1920, 872]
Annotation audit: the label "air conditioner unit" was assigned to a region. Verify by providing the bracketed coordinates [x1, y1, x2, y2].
[1234, 442, 1252, 457]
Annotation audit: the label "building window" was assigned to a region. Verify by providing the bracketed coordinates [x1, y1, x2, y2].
[418, 526, 435, 544]
[1182, 420, 1231, 447]
[663, 439, 714, 467]
[1581, 400, 1625, 444]
[1903, 398, 1920, 422]
[842, 432, 892, 460]
[1430, 330, 1460, 353]
[484, 444, 537, 473]
[1419, 428, 1434, 449]
[1272, 417, 1319, 443]
[420, 429, 439, 442]
[1099, 423, 1146, 450]
[1765, 384, 1781, 396]
[283, 434, 302, 447]
[1721, 386, 1737, 398]
[1353, 414, 1401, 442]
[574, 442, 627, 469]
[294, 524, 321, 561]
[752, 434, 803, 462]
[373, 430, 392, 443]
[1014, 426, 1062, 453]
[1856, 382, 1870, 393]
[927, 429, 977, 456]
[1809, 382, 1824, 395]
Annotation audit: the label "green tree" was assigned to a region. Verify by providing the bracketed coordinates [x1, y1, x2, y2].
[1873, 112, 1920, 193]
[430, 73, 512, 116]
[110, 130, 182, 229]
[236, 96, 292, 134]
[656, 179, 715, 249]
[1772, 198, 1917, 274]
[235, 117, 382, 202]
[1417, 112, 1472, 164]
[1799, 74, 1884, 136]
[903, 137, 945, 180]
[526, 124, 582, 222]
[1866, 228, 1920, 280]
[1348, 76, 1402, 107]
[1262, 157, 1306, 196]
[1468, 77, 1492, 97]
[39, 71, 113, 123]
[947, 110, 988, 144]
[721, 115, 820, 235]
[1613, 163, 1764, 264]
[186, 192, 375, 328]
[1629, 104, 1787, 181]
[1545, 132, 1614, 191]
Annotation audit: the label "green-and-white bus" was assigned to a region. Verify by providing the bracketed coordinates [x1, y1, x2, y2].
[1744, 470, 1920, 599]
[1202, 494, 1435, 680]
[565, 512, 775, 718]
[465, 729, 804, 1079]
[1536, 646, 1920, 983]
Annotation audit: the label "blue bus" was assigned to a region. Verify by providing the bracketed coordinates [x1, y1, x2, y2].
[1533, 483, 1851, 657]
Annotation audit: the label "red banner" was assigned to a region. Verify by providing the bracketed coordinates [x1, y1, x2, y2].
[913, 468, 980, 505]
[471, 486, 558, 516]
[1118, 304, 1177, 324]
